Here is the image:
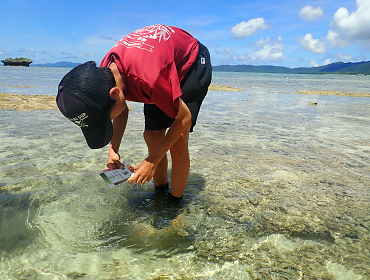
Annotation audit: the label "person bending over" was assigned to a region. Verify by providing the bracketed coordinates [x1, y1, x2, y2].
[56, 24, 212, 199]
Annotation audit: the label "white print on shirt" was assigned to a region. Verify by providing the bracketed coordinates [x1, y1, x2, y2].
[69, 112, 89, 128]
[114, 25, 175, 52]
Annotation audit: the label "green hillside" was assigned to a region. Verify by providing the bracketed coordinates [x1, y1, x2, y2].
[213, 61, 370, 75]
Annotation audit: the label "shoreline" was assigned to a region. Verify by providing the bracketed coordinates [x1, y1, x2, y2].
[294, 90, 370, 98]
[1, 85, 370, 111]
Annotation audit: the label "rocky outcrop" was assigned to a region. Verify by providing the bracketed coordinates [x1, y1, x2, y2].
[1, 58, 33, 66]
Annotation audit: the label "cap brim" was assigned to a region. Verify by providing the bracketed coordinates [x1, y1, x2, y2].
[81, 111, 113, 149]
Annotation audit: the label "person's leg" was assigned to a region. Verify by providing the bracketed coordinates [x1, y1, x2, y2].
[143, 129, 168, 187]
[169, 121, 192, 198]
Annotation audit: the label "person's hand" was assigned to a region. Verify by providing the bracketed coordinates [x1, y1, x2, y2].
[107, 147, 124, 169]
[128, 159, 156, 185]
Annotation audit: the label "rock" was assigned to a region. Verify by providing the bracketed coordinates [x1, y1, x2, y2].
[1, 57, 33, 67]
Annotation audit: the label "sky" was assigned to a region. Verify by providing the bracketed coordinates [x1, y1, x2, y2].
[1, 0, 370, 68]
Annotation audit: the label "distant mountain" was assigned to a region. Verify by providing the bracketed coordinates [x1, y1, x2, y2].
[213, 61, 370, 75]
[30, 60, 370, 75]
[31, 61, 82, 68]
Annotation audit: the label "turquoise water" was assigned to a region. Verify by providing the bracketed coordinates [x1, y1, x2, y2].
[1, 67, 370, 279]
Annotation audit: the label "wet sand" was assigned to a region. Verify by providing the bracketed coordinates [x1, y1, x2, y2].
[208, 84, 244, 91]
[1, 86, 370, 111]
[295, 90, 370, 97]
[0, 84, 243, 111]
[0, 92, 57, 111]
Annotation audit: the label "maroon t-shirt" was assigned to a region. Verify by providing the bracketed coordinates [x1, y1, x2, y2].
[100, 25, 199, 118]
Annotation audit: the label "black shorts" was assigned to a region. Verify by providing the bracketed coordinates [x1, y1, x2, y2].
[144, 42, 212, 132]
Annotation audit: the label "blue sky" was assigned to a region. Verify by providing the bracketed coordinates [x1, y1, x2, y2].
[1, 0, 369, 68]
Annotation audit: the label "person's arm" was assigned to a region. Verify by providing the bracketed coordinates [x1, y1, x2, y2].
[107, 105, 129, 169]
[128, 98, 191, 184]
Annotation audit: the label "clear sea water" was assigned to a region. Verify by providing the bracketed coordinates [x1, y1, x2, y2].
[1, 66, 370, 279]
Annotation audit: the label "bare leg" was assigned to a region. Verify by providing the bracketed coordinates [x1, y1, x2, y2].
[143, 129, 168, 187]
[169, 122, 192, 198]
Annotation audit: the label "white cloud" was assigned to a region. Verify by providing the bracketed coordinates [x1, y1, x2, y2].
[62, 51, 73, 56]
[338, 53, 354, 62]
[323, 58, 331, 65]
[78, 51, 94, 58]
[224, 47, 231, 54]
[0, 49, 3, 55]
[232, 36, 285, 63]
[299, 6, 323, 21]
[100, 35, 115, 41]
[328, 0, 370, 46]
[298, 33, 326, 54]
[231, 18, 267, 38]
[326, 30, 349, 47]
[250, 36, 285, 62]
[310, 60, 319, 67]
[28, 47, 35, 55]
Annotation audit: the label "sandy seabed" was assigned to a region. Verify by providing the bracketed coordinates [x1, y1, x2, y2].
[1, 81, 370, 279]
[1, 85, 370, 111]
[0, 92, 56, 111]
[0, 84, 242, 111]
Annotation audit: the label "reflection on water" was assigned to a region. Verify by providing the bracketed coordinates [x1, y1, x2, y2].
[1, 73, 370, 278]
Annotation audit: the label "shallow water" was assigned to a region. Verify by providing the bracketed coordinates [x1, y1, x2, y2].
[1, 68, 370, 279]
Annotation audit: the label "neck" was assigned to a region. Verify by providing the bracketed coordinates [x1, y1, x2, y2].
[109, 62, 126, 91]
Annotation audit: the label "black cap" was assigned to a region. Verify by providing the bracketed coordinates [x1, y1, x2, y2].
[56, 61, 114, 149]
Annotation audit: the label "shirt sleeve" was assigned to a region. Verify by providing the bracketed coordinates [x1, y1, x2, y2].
[151, 62, 182, 118]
